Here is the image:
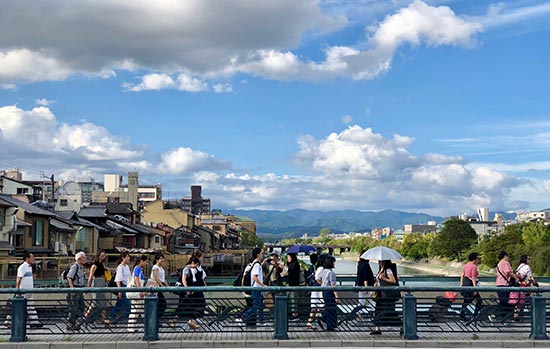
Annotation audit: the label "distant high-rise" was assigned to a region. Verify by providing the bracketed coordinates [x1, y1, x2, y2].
[182, 185, 211, 215]
[477, 208, 489, 222]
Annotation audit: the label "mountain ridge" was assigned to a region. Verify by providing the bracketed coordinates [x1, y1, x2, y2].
[226, 208, 444, 239]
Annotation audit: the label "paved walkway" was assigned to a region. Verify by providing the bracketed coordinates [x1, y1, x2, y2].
[2, 328, 550, 348]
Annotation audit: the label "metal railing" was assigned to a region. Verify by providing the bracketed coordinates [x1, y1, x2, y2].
[0, 285, 548, 342]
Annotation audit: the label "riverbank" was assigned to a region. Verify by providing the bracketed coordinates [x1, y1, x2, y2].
[339, 252, 493, 277]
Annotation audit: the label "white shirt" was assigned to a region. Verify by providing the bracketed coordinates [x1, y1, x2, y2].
[115, 264, 131, 285]
[251, 261, 263, 287]
[17, 262, 33, 289]
[150, 264, 166, 283]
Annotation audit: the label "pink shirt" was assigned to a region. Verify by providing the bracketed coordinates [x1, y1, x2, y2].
[463, 262, 479, 281]
[496, 260, 512, 286]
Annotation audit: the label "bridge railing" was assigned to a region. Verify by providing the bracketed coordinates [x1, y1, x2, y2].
[0, 285, 548, 342]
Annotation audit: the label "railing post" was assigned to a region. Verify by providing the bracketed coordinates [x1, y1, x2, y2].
[530, 294, 547, 340]
[273, 293, 288, 340]
[9, 296, 27, 343]
[143, 295, 159, 341]
[402, 293, 418, 340]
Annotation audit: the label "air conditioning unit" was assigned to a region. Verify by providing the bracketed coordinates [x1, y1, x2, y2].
[54, 241, 60, 252]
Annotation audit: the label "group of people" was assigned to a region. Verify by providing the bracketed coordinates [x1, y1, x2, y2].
[460, 251, 538, 321]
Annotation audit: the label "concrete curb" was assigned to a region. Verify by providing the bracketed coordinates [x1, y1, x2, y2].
[4, 340, 550, 348]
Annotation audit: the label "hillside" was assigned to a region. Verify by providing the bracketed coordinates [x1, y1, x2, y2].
[226, 208, 444, 239]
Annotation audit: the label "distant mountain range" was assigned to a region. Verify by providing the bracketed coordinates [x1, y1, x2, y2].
[227, 209, 518, 240]
[228, 209, 443, 239]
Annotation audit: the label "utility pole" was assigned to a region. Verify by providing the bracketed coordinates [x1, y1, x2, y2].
[40, 172, 55, 203]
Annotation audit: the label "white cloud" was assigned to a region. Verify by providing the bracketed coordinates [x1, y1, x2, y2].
[35, 98, 55, 106]
[0, 0, 488, 86]
[157, 147, 231, 175]
[341, 114, 353, 124]
[0, 105, 144, 161]
[213, 83, 233, 93]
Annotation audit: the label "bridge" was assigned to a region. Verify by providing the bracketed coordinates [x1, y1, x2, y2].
[1, 282, 549, 347]
[263, 243, 351, 255]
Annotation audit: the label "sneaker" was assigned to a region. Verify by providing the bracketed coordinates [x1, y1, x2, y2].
[168, 319, 176, 329]
[234, 318, 244, 323]
[30, 322, 44, 329]
[258, 322, 272, 327]
[188, 319, 200, 330]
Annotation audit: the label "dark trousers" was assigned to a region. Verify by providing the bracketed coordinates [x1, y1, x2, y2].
[67, 292, 86, 326]
[322, 290, 337, 330]
[243, 291, 264, 324]
[460, 292, 482, 319]
[108, 293, 131, 323]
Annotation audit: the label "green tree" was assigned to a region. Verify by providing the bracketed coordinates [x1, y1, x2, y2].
[401, 233, 429, 260]
[479, 223, 525, 267]
[432, 218, 477, 261]
[522, 222, 550, 248]
[241, 231, 263, 247]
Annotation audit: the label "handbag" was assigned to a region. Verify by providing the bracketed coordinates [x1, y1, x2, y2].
[104, 268, 112, 282]
[126, 269, 144, 300]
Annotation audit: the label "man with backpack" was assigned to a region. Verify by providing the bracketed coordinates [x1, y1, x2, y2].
[241, 247, 270, 326]
[66, 251, 87, 331]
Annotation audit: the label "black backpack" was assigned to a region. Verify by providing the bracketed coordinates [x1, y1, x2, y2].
[60, 264, 78, 287]
[233, 261, 259, 295]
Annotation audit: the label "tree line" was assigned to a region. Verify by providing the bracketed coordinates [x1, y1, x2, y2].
[278, 219, 550, 276]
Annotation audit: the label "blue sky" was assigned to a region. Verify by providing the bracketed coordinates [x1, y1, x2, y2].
[1, 0, 549, 216]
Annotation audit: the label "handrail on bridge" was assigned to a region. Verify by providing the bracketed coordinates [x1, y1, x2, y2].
[1, 285, 548, 343]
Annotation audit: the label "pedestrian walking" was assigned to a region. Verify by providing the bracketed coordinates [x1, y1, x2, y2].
[147, 253, 168, 325]
[460, 252, 483, 320]
[370, 260, 401, 336]
[127, 255, 148, 332]
[4, 250, 43, 329]
[66, 251, 87, 331]
[84, 250, 109, 322]
[104, 251, 131, 326]
[242, 247, 269, 326]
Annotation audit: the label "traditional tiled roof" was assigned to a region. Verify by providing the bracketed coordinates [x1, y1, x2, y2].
[0, 197, 16, 207]
[49, 218, 75, 232]
[78, 206, 107, 218]
[0, 194, 55, 216]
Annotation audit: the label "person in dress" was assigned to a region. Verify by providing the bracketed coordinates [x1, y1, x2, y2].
[84, 250, 108, 322]
[127, 255, 148, 332]
[286, 252, 301, 318]
[370, 260, 401, 336]
[104, 251, 131, 325]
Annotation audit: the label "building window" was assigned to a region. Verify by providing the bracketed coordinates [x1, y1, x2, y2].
[212, 225, 221, 231]
[0, 209, 4, 226]
[60, 199, 68, 207]
[17, 188, 29, 194]
[155, 236, 160, 243]
[32, 220, 44, 246]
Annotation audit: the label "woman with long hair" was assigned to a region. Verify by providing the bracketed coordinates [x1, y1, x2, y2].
[173, 256, 206, 330]
[147, 253, 168, 324]
[127, 255, 148, 332]
[370, 260, 401, 336]
[286, 252, 301, 318]
[84, 250, 108, 321]
[104, 251, 131, 325]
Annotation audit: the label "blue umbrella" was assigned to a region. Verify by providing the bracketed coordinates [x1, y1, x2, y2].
[286, 244, 317, 254]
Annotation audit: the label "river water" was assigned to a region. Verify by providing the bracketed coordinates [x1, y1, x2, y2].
[333, 257, 420, 277]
